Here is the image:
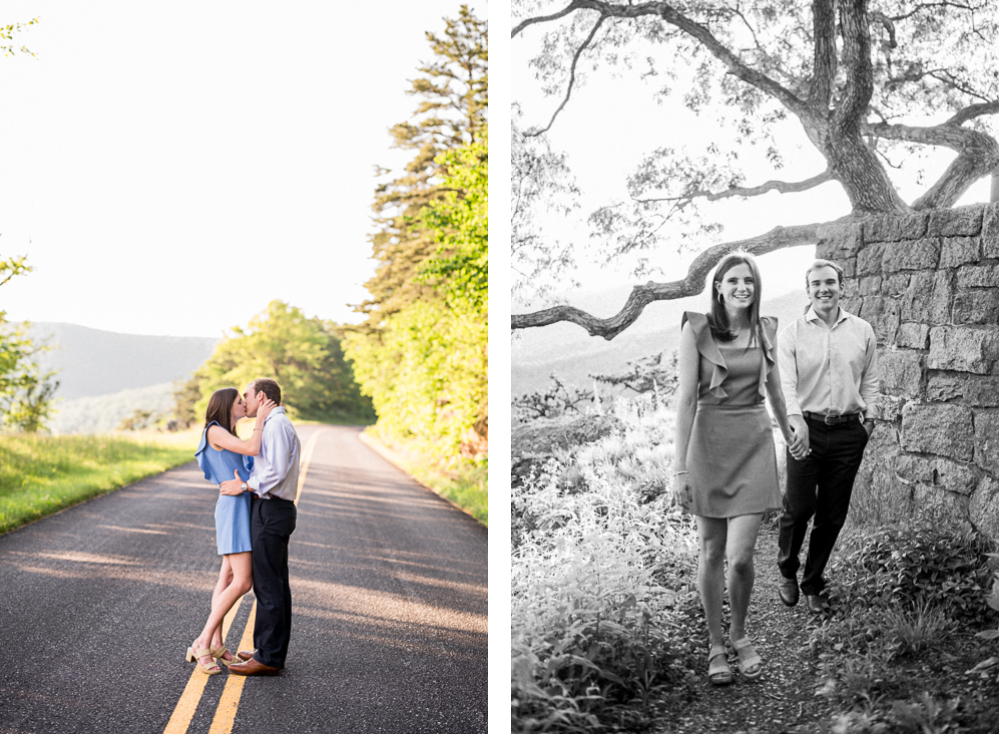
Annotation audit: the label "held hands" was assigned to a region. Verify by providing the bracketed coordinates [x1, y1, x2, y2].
[220, 469, 246, 496]
[786, 415, 810, 461]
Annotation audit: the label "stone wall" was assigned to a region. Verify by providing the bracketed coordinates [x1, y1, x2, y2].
[816, 203, 999, 538]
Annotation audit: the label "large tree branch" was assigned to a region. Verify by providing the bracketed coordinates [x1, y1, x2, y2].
[634, 170, 834, 204]
[835, 0, 875, 134]
[512, 1, 584, 37]
[511, 220, 847, 338]
[866, 112, 999, 209]
[527, 13, 607, 137]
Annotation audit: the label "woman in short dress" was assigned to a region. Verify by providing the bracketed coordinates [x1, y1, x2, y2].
[673, 252, 804, 685]
[187, 387, 275, 675]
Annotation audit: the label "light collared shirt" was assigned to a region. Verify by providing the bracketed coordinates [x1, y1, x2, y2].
[778, 306, 880, 420]
[247, 407, 300, 501]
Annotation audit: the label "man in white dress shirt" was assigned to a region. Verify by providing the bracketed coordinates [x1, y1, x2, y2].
[220, 378, 301, 675]
[776, 260, 879, 613]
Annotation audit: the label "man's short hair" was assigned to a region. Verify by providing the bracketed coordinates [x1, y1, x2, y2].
[805, 259, 845, 287]
[250, 378, 281, 405]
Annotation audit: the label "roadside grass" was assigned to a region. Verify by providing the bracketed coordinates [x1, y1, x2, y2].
[360, 431, 487, 525]
[0, 428, 200, 535]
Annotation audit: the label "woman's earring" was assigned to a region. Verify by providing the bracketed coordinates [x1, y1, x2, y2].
[717, 292, 725, 304]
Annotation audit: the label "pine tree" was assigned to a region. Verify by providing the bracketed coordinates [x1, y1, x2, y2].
[354, 5, 487, 333]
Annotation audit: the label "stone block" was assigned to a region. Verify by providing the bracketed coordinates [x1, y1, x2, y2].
[969, 474, 999, 539]
[956, 264, 997, 288]
[863, 212, 928, 242]
[973, 409, 998, 474]
[878, 349, 923, 398]
[928, 205, 984, 237]
[882, 273, 911, 296]
[841, 296, 863, 317]
[900, 402, 975, 461]
[852, 430, 914, 526]
[940, 236, 981, 268]
[895, 454, 980, 495]
[926, 373, 999, 407]
[882, 238, 941, 273]
[872, 394, 907, 422]
[928, 326, 997, 374]
[911, 484, 972, 531]
[841, 257, 857, 278]
[817, 222, 863, 258]
[859, 275, 883, 295]
[983, 205, 998, 258]
[860, 296, 900, 344]
[900, 271, 935, 322]
[895, 323, 929, 349]
[952, 290, 999, 325]
[856, 243, 885, 276]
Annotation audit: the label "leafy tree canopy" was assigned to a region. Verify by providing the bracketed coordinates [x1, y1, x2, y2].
[188, 300, 374, 425]
[356, 4, 488, 332]
[511, 0, 998, 337]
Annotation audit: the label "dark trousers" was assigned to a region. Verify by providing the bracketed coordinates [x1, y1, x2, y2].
[250, 495, 296, 668]
[777, 417, 869, 595]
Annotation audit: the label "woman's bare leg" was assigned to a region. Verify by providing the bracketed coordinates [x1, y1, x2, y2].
[695, 516, 729, 648]
[194, 552, 253, 665]
[726, 513, 763, 643]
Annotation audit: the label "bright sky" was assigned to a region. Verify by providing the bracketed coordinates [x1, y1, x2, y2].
[0, 1, 486, 337]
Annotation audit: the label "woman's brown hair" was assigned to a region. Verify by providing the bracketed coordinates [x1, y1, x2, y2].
[203, 388, 240, 436]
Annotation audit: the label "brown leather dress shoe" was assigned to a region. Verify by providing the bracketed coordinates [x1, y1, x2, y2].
[228, 657, 281, 676]
[236, 650, 255, 662]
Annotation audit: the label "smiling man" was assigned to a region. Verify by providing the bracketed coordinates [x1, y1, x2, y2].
[775, 260, 880, 614]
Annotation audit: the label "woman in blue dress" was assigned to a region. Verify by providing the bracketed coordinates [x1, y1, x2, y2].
[187, 387, 275, 674]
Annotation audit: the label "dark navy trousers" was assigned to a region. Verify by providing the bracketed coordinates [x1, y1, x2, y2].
[250, 495, 297, 668]
[777, 417, 869, 595]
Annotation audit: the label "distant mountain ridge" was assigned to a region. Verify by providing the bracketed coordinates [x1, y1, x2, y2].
[27, 322, 219, 400]
[512, 289, 810, 395]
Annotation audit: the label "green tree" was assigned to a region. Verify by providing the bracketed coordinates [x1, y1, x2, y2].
[421, 132, 488, 312]
[0, 255, 60, 433]
[1, 17, 38, 57]
[355, 5, 488, 332]
[184, 301, 374, 424]
[511, 0, 998, 336]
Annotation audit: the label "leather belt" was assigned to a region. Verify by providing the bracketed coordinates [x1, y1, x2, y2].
[803, 411, 861, 425]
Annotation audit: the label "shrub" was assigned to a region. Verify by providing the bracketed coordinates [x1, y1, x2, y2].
[829, 522, 994, 624]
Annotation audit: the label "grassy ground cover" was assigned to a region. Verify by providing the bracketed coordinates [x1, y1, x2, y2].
[360, 431, 488, 525]
[0, 428, 200, 535]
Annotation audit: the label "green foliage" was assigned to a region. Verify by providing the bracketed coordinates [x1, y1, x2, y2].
[118, 409, 155, 431]
[187, 301, 374, 425]
[421, 134, 488, 312]
[356, 4, 487, 330]
[346, 9, 488, 466]
[0, 431, 197, 534]
[1, 17, 37, 58]
[0, 256, 59, 433]
[345, 298, 486, 454]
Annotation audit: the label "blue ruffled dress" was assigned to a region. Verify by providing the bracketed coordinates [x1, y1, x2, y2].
[195, 421, 254, 555]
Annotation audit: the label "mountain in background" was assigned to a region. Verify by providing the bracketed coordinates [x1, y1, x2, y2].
[22, 322, 220, 434]
[29, 323, 219, 400]
[512, 288, 809, 396]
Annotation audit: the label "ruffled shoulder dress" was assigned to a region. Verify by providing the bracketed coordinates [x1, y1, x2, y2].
[195, 421, 254, 555]
[681, 312, 783, 518]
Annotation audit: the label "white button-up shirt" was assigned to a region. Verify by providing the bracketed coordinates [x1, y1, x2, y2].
[778, 306, 880, 420]
[247, 407, 300, 501]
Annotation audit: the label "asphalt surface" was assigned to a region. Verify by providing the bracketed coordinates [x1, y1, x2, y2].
[0, 425, 488, 734]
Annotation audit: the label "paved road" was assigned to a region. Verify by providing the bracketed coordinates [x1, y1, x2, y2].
[0, 426, 488, 733]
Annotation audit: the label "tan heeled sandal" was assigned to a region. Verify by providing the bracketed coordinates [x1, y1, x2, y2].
[186, 644, 221, 675]
[210, 645, 236, 667]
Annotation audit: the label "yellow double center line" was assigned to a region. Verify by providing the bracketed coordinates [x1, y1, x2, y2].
[163, 429, 324, 734]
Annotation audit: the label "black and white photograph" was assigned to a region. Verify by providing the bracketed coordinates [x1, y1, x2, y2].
[511, 1, 999, 731]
